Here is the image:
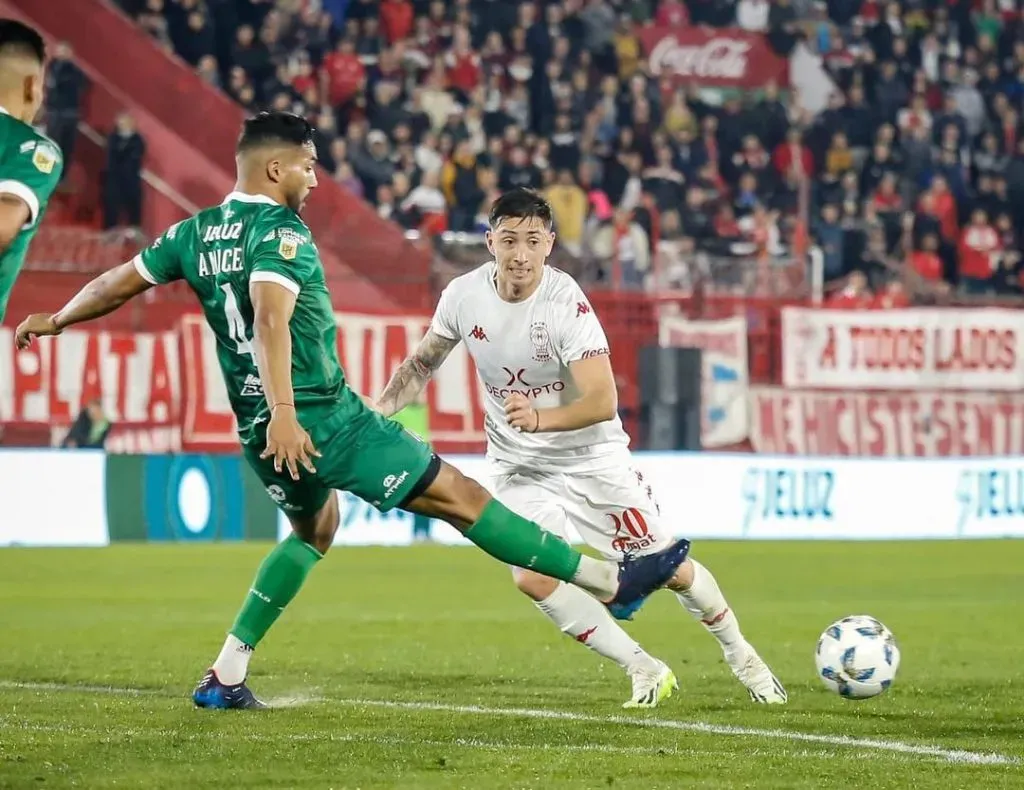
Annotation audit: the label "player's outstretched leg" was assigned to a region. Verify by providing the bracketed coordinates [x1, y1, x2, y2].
[515, 570, 678, 709]
[193, 495, 340, 710]
[667, 557, 787, 705]
[405, 461, 689, 609]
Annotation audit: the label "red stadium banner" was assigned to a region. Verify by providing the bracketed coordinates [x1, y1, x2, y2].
[179, 313, 486, 453]
[750, 387, 1024, 457]
[0, 315, 487, 453]
[638, 27, 789, 88]
[0, 327, 180, 425]
[781, 307, 1024, 391]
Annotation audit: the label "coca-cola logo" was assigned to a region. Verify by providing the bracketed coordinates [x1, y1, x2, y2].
[648, 36, 752, 80]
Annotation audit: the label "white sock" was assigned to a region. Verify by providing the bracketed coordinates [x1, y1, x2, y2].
[211, 634, 253, 685]
[569, 555, 619, 600]
[674, 560, 745, 658]
[536, 583, 658, 673]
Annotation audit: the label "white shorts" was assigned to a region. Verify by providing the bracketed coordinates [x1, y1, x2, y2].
[488, 465, 677, 560]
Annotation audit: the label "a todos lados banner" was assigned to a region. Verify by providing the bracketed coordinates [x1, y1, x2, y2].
[750, 387, 1024, 457]
[782, 307, 1024, 390]
[638, 27, 789, 88]
[658, 314, 749, 447]
[4, 450, 1024, 546]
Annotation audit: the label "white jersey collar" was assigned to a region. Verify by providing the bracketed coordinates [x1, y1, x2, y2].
[222, 191, 278, 206]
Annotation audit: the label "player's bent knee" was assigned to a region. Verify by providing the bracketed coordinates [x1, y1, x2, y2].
[408, 461, 492, 529]
[512, 567, 559, 602]
[289, 496, 340, 555]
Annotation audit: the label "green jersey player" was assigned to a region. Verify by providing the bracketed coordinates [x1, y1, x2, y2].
[0, 20, 63, 322]
[15, 111, 689, 709]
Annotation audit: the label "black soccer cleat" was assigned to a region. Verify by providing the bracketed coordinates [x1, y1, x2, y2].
[606, 539, 691, 620]
[192, 669, 267, 710]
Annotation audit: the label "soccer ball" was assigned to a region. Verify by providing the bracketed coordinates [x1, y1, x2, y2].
[814, 615, 900, 700]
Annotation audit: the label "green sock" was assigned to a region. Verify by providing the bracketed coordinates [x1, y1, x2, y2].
[464, 499, 582, 581]
[229, 533, 323, 647]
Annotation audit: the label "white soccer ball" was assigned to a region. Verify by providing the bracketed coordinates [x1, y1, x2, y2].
[814, 615, 900, 700]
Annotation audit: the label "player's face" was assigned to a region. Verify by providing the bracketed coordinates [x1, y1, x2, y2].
[279, 142, 318, 213]
[486, 216, 555, 290]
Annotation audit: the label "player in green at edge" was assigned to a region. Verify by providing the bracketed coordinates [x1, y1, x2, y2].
[15, 112, 689, 709]
[0, 20, 63, 322]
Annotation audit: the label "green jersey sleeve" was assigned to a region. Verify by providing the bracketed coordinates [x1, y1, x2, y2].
[0, 137, 63, 228]
[248, 220, 319, 296]
[132, 220, 186, 284]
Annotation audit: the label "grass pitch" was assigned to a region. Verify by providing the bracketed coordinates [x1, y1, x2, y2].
[0, 541, 1022, 789]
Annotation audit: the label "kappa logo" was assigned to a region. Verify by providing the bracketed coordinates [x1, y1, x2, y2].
[576, 301, 591, 317]
[502, 367, 530, 386]
[469, 325, 488, 341]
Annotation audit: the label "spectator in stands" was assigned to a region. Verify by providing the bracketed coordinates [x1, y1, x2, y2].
[402, 168, 447, 230]
[442, 138, 484, 231]
[908, 230, 947, 289]
[350, 128, 395, 198]
[43, 41, 86, 186]
[545, 170, 588, 256]
[993, 250, 1023, 297]
[196, 54, 220, 89]
[591, 208, 650, 288]
[121, 0, 1024, 301]
[136, 0, 172, 50]
[959, 209, 1002, 294]
[62, 399, 111, 450]
[826, 271, 873, 309]
[814, 203, 846, 282]
[103, 112, 145, 231]
[172, 6, 216, 67]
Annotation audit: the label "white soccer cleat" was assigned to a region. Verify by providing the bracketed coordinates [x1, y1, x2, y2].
[623, 661, 678, 709]
[727, 643, 788, 704]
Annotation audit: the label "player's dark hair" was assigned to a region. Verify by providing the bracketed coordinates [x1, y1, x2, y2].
[489, 188, 554, 230]
[237, 111, 315, 153]
[0, 19, 45, 62]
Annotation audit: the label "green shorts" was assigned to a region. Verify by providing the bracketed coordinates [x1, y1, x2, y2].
[242, 391, 436, 519]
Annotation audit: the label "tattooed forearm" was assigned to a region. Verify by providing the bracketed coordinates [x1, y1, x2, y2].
[376, 330, 459, 417]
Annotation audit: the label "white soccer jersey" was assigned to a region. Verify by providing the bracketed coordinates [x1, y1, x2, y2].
[430, 262, 630, 474]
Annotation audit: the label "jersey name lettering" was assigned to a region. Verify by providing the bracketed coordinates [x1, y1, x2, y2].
[198, 247, 243, 276]
[202, 221, 243, 243]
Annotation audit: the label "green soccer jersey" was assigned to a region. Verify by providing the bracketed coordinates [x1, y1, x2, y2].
[133, 191, 345, 438]
[0, 110, 63, 321]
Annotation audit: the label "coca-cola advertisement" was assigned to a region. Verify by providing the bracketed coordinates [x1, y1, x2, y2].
[638, 27, 789, 88]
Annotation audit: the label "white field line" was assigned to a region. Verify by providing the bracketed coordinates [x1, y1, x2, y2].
[0, 680, 1018, 767]
[0, 715, 758, 759]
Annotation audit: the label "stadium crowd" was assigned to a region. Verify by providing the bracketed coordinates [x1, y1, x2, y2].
[115, 0, 1024, 299]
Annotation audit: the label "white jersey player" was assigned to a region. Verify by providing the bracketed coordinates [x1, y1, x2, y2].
[377, 188, 786, 708]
